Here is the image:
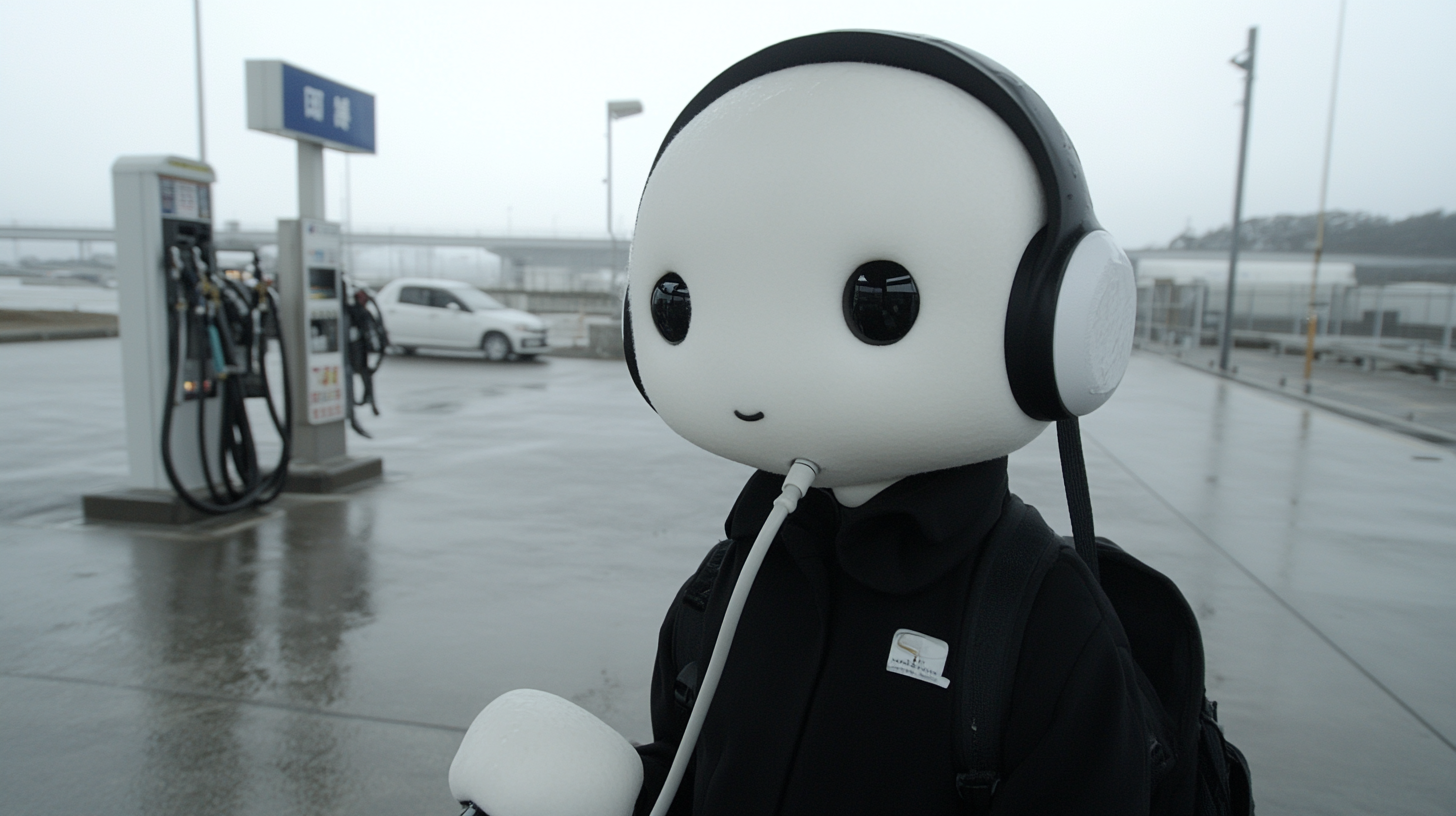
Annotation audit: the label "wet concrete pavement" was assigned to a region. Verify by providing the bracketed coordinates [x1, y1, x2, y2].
[1069, 358, 1456, 815]
[1147, 341, 1456, 442]
[2, 339, 1454, 814]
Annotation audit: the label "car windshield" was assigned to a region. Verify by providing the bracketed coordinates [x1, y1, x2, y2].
[453, 287, 506, 310]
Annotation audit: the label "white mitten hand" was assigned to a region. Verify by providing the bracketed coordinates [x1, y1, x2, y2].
[449, 688, 644, 816]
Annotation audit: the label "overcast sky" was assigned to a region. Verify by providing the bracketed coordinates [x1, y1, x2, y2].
[2, 0, 1452, 249]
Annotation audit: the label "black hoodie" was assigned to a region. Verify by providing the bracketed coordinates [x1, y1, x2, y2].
[635, 458, 1150, 815]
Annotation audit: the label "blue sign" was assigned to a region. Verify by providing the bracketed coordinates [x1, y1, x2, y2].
[277, 64, 376, 153]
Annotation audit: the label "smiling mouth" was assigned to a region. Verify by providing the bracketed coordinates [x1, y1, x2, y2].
[734, 410, 765, 422]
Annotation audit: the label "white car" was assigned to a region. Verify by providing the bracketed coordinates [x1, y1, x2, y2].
[377, 278, 548, 361]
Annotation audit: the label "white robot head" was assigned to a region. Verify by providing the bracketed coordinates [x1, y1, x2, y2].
[625, 32, 1135, 493]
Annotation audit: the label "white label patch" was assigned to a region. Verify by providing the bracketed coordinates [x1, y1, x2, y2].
[886, 628, 951, 688]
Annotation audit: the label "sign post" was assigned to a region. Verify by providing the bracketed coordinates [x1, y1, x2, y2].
[247, 61, 381, 492]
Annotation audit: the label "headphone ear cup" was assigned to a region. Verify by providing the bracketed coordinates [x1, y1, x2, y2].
[1051, 230, 1137, 416]
[622, 290, 655, 410]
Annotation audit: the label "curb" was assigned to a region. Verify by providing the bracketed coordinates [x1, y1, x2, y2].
[542, 347, 625, 360]
[0, 326, 118, 343]
[1159, 353, 1456, 448]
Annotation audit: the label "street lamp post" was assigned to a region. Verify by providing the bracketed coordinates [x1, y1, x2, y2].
[193, 0, 206, 161]
[1220, 27, 1257, 373]
[1302, 0, 1349, 391]
[606, 99, 643, 276]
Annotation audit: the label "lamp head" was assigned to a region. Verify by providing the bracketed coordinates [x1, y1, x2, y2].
[608, 99, 644, 119]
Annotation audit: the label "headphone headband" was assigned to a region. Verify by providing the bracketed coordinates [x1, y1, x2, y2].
[654, 31, 1095, 232]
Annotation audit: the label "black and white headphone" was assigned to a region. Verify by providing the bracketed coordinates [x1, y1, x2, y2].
[625, 30, 1137, 422]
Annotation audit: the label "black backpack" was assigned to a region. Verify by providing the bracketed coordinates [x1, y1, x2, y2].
[668, 419, 1252, 815]
[951, 422, 1253, 814]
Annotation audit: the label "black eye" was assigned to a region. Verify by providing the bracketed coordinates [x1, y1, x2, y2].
[843, 260, 919, 345]
[650, 272, 691, 344]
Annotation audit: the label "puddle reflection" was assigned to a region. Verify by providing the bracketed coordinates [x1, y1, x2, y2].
[129, 529, 263, 814]
[125, 500, 375, 812]
[275, 501, 375, 812]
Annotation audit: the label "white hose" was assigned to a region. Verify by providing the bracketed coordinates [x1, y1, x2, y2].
[647, 458, 820, 816]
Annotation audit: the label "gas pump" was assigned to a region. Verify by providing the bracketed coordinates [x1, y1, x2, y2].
[248, 60, 382, 492]
[283, 220, 345, 424]
[84, 156, 292, 523]
[274, 218, 381, 490]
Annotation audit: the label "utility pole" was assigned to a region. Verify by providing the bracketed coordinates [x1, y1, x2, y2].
[606, 99, 643, 277]
[193, 0, 206, 161]
[1220, 27, 1257, 372]
[1302, 0, 1349, 391]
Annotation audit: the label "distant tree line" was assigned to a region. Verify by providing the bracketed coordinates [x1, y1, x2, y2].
[1167, 210, 1456, 257]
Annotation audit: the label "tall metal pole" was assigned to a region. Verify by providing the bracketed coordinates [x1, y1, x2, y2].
[344, 153, 354, 274]
[606, 107, 616, 272]
[1220, 27, 1257, 372]
[604, 100, 642, 276]
[193, 0, 206, 162]
[606, 110, 614, 239]
[1442, 286, 1455, 352]
[1302, 0, 1348, 389]
[298, 142, 325, 220]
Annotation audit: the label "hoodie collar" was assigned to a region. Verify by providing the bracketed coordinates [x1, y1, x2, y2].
[725, 458, 1009, 595]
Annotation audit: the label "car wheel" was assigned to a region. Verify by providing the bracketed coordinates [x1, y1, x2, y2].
[482, 332, 512, 362]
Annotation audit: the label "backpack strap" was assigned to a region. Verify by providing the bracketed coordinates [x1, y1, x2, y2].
[954, 496, 1067, 812]
[1057, 417, 1100, 582]
[672, 539, 734, 712]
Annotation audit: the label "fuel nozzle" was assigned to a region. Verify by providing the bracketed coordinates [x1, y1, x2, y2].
[167, 246, 188, 310]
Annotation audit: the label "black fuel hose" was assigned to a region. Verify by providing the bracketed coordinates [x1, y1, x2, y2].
[159, 247, 292, 515]
[343, 279, 388, 438]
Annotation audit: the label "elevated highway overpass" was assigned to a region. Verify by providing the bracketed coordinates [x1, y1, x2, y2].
[0, 225, 631, 289]
[12, 227, 1454, 289]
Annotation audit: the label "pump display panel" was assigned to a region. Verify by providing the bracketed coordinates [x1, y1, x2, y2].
[301, 221, 346, 424]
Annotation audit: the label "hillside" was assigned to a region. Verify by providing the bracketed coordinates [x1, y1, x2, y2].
[1167, 210, 1456, 257]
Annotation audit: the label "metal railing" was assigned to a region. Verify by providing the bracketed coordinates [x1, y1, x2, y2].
[1136, 280, 1456, 380]
[1137, 280, 1456, 347]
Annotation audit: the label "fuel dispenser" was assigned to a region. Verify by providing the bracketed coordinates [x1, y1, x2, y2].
[248, 59, 382, 492]
[272, 218, 382, 492]
[278, 220, 353, 462]
[84, 156, 292, 523]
